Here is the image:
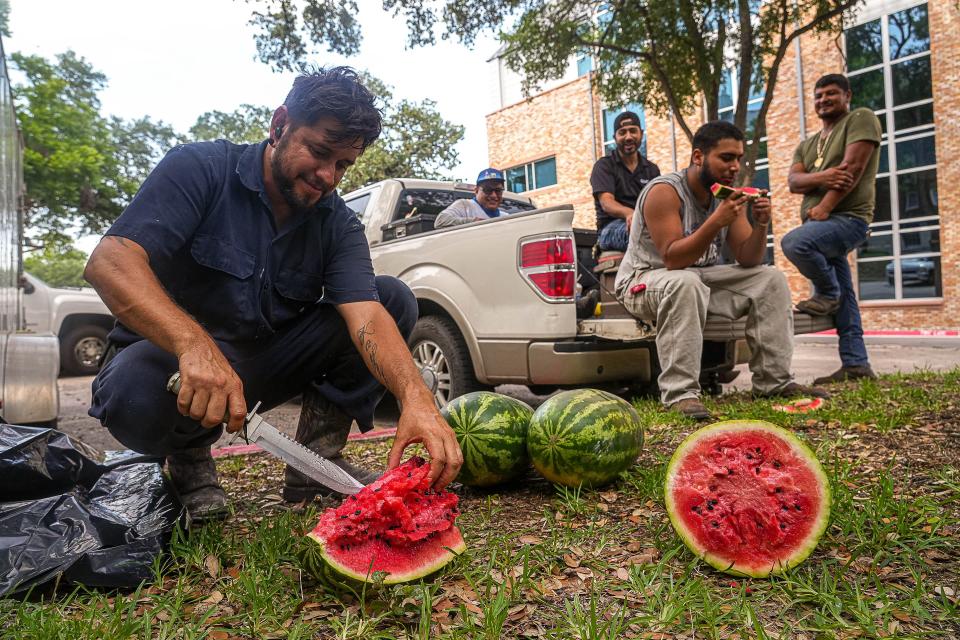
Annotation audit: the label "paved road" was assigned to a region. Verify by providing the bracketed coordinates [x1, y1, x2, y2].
[56, 336, 960, 454]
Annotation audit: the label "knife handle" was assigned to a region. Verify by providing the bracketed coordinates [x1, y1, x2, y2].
[166, 372, 233, 424]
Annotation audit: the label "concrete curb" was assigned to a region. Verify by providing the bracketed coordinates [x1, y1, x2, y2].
[211, 426, 398, 458]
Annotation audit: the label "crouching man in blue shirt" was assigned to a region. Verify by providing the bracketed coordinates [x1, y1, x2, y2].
[83, 67, 462, 520]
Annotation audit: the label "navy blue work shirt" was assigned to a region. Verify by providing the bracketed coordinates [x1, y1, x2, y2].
[106, 140, 379, 344]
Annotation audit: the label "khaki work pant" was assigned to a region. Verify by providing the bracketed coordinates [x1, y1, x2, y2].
[619, 265, 795, 405]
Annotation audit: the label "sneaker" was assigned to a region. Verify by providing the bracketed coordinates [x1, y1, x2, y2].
[282, 388, 380, 503]
[796, 295, 841, 316]
[670, 398, 713, 420]
[576, 288, 601, 319]
[814, 365, 877, 385]
[755, 382, 831, 400]
[166, 446, 229, 522]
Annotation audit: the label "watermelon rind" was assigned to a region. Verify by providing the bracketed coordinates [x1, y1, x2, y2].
[441, 391, 533, 487]
[665, 420, 830, 578]
[306, 526, 466, 585]
[527, 389, 644, 488]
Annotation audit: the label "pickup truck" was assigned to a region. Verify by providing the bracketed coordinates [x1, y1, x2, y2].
[21, 272, 114, 376]
[343, 179, 832, 406]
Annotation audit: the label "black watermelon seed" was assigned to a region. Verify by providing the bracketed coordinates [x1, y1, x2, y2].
[775, 487, 783, 493]
[782, 505, 789, 511]
[707, 504, 714, 511]
[712, 521, 719, 528]
[780, 523, 787, 530]
[773, 461, 782, 469]
[795, 504, 802, 511]
[755, 447, 761, 453]
[710, 499, 718, 506]
[354, 510, 361, 516]
[755, 467, 761, 475]
[727, 468, 734, 475]
[340, 515, 347, 519]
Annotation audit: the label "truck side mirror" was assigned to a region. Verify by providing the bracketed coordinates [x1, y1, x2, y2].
[18, 275, 34, 294]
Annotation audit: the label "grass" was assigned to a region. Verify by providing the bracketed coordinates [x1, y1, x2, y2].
[3, 370, 960, 639]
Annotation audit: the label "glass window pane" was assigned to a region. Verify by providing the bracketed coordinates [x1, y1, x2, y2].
[752, 167, 769, 191]
[719, 70, 734, 110]
[534, 157, 558, 188]
[897, 168, 938, 219]
[602, 108, 616, 142]
[900, 228, 939, 255]
[896, 135, 936, 170]
[849, 69, 885, 111]
[846, 20, 882, 71]
[577, 54, 593, 77]
[878, 143, 889, 174]
[858, 232, 893, 258]
[901, 256, 941, 298]
[892, 56, 932, 106]
[894, 103, 934, 131]
[873, 176, 891, 223]
[858, 259, 895, 300]
[888, 5, 930, 60]
[506, 167, 527, 193]
[719, 109, 734, 123]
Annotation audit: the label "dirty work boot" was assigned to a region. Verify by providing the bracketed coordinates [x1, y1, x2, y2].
[670, 398, 713, 420]
[282, 389, 381, 503]
[166, 446, 229, 522]
[754, 382, 831, 400]
[796, 295, 841, 316]
[814, 365, 877, 385]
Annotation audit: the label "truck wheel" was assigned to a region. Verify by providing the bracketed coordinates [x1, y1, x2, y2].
[61, 325, 109, 376]
[408, 316, 489, 408]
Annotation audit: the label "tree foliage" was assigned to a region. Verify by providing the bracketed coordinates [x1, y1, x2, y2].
[23, 242, 89, 288]
[11, 51, 178, 245]
[244, 0, 862, 182]
[189, 104, 273, 144]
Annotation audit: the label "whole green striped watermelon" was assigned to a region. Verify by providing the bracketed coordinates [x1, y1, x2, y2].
[527, 389, 643, 488]
[441, 391, 534, 487]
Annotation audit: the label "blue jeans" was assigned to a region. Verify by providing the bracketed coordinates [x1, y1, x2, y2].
[89, 275, 417, 456]
[781, 215, 870, 367]
[598, 219, 629, 252]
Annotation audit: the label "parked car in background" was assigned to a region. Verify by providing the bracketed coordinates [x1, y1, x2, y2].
[21, 272, 114, 376]
[887, 258, 936, 286]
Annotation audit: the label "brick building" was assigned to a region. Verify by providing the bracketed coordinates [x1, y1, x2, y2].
[485, 0, 957, 331]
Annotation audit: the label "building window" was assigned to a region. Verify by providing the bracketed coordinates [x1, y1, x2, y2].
[718, 67, 773, 264]
[847, 3, 938, 301]
[506, 157, 558, 193]
[576, 52, 593, 77]
[601, 103, 647, 157]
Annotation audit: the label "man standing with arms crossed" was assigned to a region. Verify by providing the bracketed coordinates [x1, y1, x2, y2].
[84, 67, 462, 520]
[782, 74, 882, 384]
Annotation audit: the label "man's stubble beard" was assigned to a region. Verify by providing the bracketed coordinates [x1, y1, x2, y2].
[270, 137, 318, 213]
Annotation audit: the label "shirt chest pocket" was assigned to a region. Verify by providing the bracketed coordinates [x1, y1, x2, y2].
[190, 234, 257, 332]
[271, 268, 325, 326]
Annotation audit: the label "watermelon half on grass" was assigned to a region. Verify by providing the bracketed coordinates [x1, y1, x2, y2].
[527, 389, 644, 488]
[665, 420, 830, 577]
[305, 457, 465, 585]
[441, 391, 533, 487]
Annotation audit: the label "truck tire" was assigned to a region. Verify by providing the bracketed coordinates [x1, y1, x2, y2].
[61, 324, 109, 377]
[408, 316, 489, 408]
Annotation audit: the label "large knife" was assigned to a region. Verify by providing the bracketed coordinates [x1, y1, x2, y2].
[166, 373, 365, 495]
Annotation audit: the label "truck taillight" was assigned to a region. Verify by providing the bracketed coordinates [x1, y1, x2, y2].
[528, 271, 575, 298]
[520, 237, 575, 268]
[518, 234, 577, 301]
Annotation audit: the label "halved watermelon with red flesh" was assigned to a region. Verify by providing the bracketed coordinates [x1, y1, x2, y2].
[773, 397, 825, 413]
[665, 420, 830, 577]
[739, 186, 770, 199]
[711, 183, 737, 199]
[307, 457, 466, 584]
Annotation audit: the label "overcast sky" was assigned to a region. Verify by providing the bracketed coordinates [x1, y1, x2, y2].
[7, 0, 500, 250]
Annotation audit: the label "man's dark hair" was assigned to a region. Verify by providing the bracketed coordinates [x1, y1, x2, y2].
[692, 120, 745, 154]
[284, 66, 382, 151]
[814, 73, 850, 93]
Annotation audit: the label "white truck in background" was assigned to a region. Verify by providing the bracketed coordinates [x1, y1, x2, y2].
[20, 272, 113, 376]
[343, 178, 833, 406]
[0, 41, 59, 425]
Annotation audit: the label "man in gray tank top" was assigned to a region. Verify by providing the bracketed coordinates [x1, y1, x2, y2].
[615, 121, 829, 419]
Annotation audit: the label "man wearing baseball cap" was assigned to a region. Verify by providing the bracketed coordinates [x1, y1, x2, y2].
[590, 111, 660, 252]
[435, 168, 507, 228]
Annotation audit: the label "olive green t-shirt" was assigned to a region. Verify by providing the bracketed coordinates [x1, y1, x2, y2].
[792, 107, 882, 223]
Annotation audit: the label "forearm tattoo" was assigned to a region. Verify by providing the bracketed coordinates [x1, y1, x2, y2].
[357, 321, 387, 383]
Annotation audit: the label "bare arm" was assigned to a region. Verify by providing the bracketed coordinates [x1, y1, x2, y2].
[788, 161, 855, 194]
[643, 184, 746, 270]
[598, 192, 636, 224]
[336, 300, 463, 489]
[725, 197, 772, 268]
[84, 236, 246, 432]
[808, 141, 878, 220]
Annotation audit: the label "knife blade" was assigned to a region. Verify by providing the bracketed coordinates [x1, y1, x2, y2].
[166, 372, 365, 495]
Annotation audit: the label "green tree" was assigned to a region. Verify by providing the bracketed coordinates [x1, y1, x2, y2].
[189, 104, 273, 144]
[23, 242, 89, 288]
[0, 0, 10, 37]
[11, 51, 179, 245]
[243, 0, 862, 182]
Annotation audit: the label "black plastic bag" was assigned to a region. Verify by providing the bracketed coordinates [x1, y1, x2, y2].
[0, 425, 183, 596]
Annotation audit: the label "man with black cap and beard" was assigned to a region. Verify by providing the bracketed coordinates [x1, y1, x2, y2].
[83, 67, 462, 520]
[590, 110, 660, 252]
[615, 121, 828, 420]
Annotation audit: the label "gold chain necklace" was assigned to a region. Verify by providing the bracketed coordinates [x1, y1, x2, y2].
[813, 126, 834, 170]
